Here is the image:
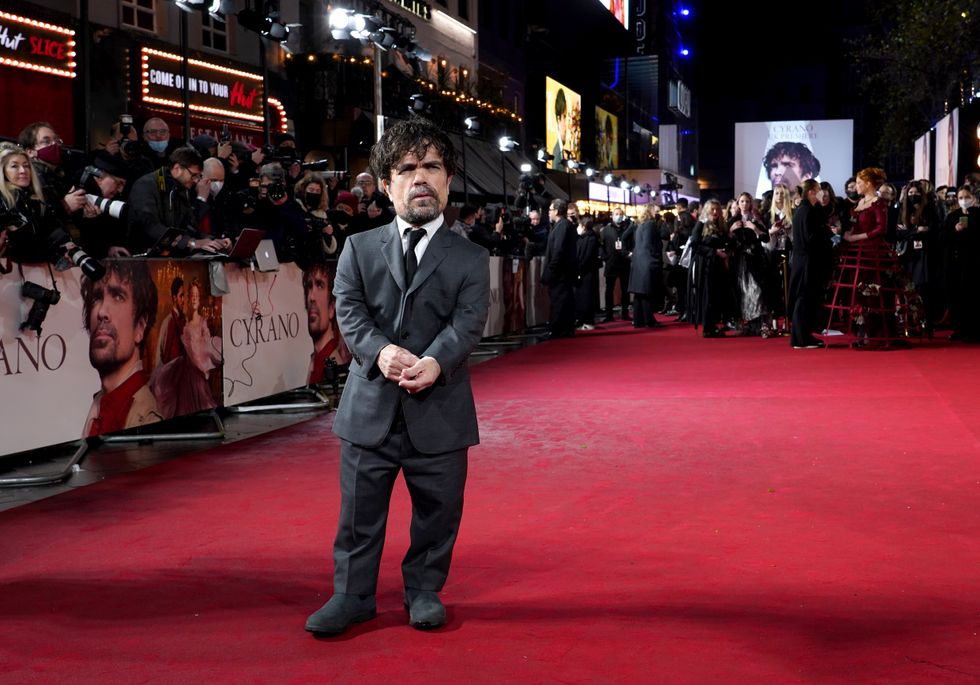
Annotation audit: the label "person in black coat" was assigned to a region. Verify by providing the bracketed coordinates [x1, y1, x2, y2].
[599, 207, 634, 321]
[541, 198, 578, 338]
[627, 205, 664, 328]
[689, 199, 735, 337]
[789, 180, 832, 348]
[574, 217, 601, 329]
[944, 185, 980, 341]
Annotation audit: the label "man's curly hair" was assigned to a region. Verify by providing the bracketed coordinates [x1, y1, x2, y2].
[369, 117, 457, 183]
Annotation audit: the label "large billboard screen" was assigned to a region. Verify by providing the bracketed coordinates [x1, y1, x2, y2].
[734, 119, 854, 198]
[596, 106, 619, 169]
[934, 109, 959, 188]
[545, 77, 581, 171]
[914, 132, 931, 181]
[596, 0, 629, 29]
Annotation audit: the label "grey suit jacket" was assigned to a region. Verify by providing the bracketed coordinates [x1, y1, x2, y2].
[331, 220, 491, 453]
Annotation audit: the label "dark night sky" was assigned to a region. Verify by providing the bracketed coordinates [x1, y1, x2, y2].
[690, 0, 864, 197]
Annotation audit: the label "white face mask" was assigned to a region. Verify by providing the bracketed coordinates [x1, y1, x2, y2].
[959, 199, 975, 211]
[209, 181, 223, 196]
[612, 214, 623, 224]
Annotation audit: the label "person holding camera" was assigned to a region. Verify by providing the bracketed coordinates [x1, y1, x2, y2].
[252, 162, 308, 261]
[101, 117, 154, 199]
[0, 143, 72, 267]
[18, 122, 91, 226]
[295, 173, 338, 259]
[75, 152, 131, 259]
[127, 146, 230, 255]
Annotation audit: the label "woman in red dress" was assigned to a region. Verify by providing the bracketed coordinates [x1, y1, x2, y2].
[825, 167, 923, 347]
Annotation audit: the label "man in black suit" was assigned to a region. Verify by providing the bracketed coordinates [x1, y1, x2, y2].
[305, 118, 490, 636]
[541, 198, 578, 338]
[789, 179, 831, 349]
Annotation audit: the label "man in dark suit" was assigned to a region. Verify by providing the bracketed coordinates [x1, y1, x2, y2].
[541, 198, 578, 338]
[789, 179, 831, 349]
[305, 118, 491, 636]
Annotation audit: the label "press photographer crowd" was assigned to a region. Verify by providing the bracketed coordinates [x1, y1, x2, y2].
[2, 115, 979, 348]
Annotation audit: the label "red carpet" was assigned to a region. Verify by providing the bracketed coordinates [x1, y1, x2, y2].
[1, 320, 979, 684]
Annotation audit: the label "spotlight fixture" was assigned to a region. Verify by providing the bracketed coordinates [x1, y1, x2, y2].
[536, 148, 554, 163]
[567, 159, 581, 171]
[620, 178, 631, 191]
[585, 167, 595, 178]
[498, 136, 519, 152]
[174, 0, 205, 12]
[631, 181, 642, 194]
[520, 163, 533, 173]
[238, 8, 291, 42]
[408, 93, 429, 114]
[464, 116, 480, 134]
[603, 172, 614, 184]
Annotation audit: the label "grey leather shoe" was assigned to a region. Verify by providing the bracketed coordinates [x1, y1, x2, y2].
[305, 593, 376, 635]
[404, 589, 446, 630]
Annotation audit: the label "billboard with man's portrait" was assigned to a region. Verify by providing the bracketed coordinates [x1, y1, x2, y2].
[596, 106, 619, 169]
[734, 119, 853, 198]
[545, 77, 581, 172]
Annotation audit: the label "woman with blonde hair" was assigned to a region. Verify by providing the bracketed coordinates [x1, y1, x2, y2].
[0, 143, 70, 265]
[627, 204, 664, 328]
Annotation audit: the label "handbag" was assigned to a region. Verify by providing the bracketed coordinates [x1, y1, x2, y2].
[678, 237, 694, 269]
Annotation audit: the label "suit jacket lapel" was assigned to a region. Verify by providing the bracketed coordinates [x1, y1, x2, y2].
[380, 222, 407, 291]
[407, 223, 449, 296]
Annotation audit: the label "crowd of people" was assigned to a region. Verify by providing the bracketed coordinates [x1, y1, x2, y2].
[2, 116, 979, 348]
[0, 117, 398, 275]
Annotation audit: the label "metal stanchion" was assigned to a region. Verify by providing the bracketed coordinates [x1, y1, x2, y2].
[0, 441, 89, 488]
[101, 410, 226, 443]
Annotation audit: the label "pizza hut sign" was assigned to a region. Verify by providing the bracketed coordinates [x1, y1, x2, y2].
[141, 47, 264, 122]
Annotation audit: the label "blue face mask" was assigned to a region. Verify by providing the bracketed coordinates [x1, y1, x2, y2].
[147, 139, 168, 153]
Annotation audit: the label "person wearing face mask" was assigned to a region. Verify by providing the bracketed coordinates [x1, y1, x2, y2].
[127, 146, 230, 255]
[17, 121, 91, 225]
[294, 173, 338, 259]
[197, 157, 229, 239]
[598, 207, 634, 322]
[141, 118, 176, 169]
[895, 181, 940, 327]
[943, 186, 980, 341]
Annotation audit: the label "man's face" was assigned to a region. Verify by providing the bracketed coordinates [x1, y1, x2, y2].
[143, 119, 170, 143]
[205, 165, 225, 185]
[612, 209, 624, 224]
[769, 155, 806, 189]
[95, 173, 125, 200]
[529, 210, 540, 226]
[567, 204, 580, 223]
[304, 270, 334, 340]
[556, 113, 567, 143]
[87, 272, 145, 375]
[173, 163, 202, 190]
[173, 287, 185, 313]
[549, 206, 560, 223]
[382, 146, 451, 225]
[356, 173, 377, 196]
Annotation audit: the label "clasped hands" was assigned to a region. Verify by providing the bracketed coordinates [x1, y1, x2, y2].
[377, 344, 441, 394]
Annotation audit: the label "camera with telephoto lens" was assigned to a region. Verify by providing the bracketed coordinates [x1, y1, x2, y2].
[0, 206, 30, 231]
[84, 193, 127, 221]
[66, 245, 105, 281]
[265, 181, 287, 203]
[20, 281, 61, 335]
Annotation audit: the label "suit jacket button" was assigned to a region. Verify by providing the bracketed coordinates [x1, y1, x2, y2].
[401, 330, 410, 339]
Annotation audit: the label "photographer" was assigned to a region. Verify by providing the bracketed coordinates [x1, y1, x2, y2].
[127, 146, 229, 254]
[252, 162, 308, 262]
[140, 118, 178, 169]
[0, 143, 72, 266]
[76, 152, 131, 259]
[352, 171, 395, 230]
[541, 198, 578, 338]
[100, 118, 154, 199]
[295, 173, 338, 259]
[18, 121, 89, 223]
[469, 205, 509, 254]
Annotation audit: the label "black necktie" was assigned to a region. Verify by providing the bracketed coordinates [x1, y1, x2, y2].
[404, 228, 426, 285]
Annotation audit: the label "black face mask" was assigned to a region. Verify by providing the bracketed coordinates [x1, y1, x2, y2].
[276, 146, 298, 160]
[304, 192, 322, 209]
[846, 190, 859, 200]
[908, 194, 921, 205]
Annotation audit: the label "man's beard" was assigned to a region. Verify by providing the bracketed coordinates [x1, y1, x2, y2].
[89, 330, 123, 375]
[402, 186, 441, 225]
